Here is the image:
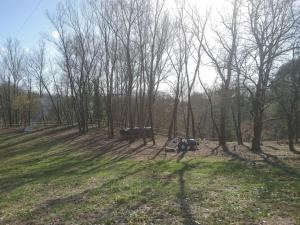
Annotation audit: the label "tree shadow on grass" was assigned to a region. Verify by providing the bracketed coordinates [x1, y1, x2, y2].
[203, 143, 232, 156]
[8, 130, 297, 224]
[259, 152, 300, 176]
[0, 126, 76, 152]
[79, 142, 134, 174]
[4, 159, 203, 225]
[217, 145, 300, 178]
[177, 150, 188, 162]
[0, 127, 161, 197]
[0, 131, 82, 193]
[177, 161, 200, 225]
[1, 134, 205, 224]
[72, 131, 154, 162]
[3, 162, 156, 224]
[0, 128, 26, 142]
[291, 149, 300, 155]
[109, 144, 147, 161]
[151, 140, 170, 160]
[156, 159, 203, 224]
[0, 127, 80, 161]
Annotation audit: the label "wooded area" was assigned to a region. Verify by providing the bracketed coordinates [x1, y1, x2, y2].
[0, 0, 300, 152]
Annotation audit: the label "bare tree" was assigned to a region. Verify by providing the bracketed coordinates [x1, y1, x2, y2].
[2, 38, 24, 126]
[244, 0, 300, 152]
[272, 56, 300, 152]
[48, 1, 100, 133]
[93, 0, 118, 136]
[145, 0, 170, 144]
[28, 40, 62, 125]
[167, 24, 184, 139]
[202, 0, 240, 146]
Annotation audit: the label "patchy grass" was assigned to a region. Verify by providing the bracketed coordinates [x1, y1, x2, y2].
[0, 127, 300, 225]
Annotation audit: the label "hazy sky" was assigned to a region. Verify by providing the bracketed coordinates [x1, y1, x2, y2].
[0, 0, 226, 87]
[0, 0, 61, 48]
[0, 0, 226, 46]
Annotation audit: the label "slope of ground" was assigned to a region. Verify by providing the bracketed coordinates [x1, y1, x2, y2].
[0, 126, 299, 225]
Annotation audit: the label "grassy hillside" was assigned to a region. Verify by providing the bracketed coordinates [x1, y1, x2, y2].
[0, 127, 299, 225]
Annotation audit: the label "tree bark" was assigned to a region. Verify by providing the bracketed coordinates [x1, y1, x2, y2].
[287, 117, 296, 152]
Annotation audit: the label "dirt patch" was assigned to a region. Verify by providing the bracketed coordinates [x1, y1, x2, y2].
[258, 217, 298, 225]
[62, 128, 300, 166]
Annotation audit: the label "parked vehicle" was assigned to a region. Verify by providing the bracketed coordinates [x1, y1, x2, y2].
[120, 127, 153, 138]
[166, 137, 199, 151]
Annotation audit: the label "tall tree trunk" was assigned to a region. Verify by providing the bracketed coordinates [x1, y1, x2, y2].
[168, 89, 180, 140]
[186, 95, 195, 138]
[219, 86, 229, 146]
[231, 107, 243, 145]
[234, 67, 243, 145]
[287, 117, 296, 152]
[7, 79, 12, 127]
[295, 113, 299, 144]
[219, 103, 226, 146]
[251, 100, 263, 152]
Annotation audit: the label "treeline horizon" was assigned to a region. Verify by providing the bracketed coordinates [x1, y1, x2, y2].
[0, 0, 299, 152]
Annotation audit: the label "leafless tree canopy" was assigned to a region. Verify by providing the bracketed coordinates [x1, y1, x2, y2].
[0, 0, 300, 151]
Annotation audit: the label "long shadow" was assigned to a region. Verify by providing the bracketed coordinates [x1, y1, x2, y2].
[77, 133, 158, 165]
[177, 161, 199, 225]
[222, 145, 249, 163]
[0, 131, 81, 193]
[0, 127, 154, 194]
[70, 135, 156, 174]
[151, 146, 166, 160]
[80, 142, 132, 174]
[151, 140, 169, 160]
[0, 128, 80, 161]
[71, 132, 147, 160]
[177, 151, 188, 162]
[110, 144, 148, 161]
[0, 129, 25, 142]
[0, 126, 75, 151]
[204, 143, 225, 156]
[5, 159, 203, 225]
[291, 149, 300, 155]
[154, 159, 202, 224]
[9, 129, 300, 224]
[260, 152, 300, 177]
[87, 141, 129, 160]
[74, 133, 113, 149]
[6, 162, 152, 224]
[210, 145, 220, 155]
[219, 145, 300, 178]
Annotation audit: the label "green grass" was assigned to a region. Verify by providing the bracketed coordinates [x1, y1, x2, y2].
[0, 127, 300, 225]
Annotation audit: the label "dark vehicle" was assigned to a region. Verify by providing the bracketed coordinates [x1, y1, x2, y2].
[167, 137, 199, 151]
[120, 127, 153, 138]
